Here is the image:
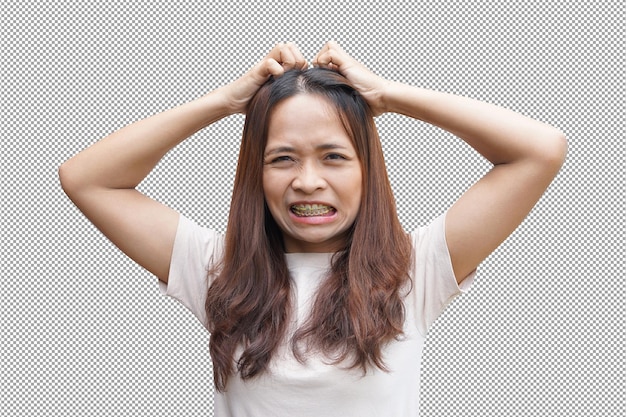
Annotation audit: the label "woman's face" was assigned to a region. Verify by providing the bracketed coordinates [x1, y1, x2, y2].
[263, 94, 363, 253]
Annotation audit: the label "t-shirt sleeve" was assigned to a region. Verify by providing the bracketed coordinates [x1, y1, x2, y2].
[158, 214, 224, 330]
[407, 211, 476, 336]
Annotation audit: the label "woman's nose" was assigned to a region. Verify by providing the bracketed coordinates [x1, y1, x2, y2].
[291, 163, 326, 193]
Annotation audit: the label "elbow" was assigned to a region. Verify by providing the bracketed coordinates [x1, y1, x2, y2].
[58, 161, 72, 196]
[545, 129, 568, 170]
[532, 128, 568, 173]
[58, 159, 81, 198]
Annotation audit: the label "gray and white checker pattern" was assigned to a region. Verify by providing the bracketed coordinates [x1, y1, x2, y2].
[2, 0, 622, 416]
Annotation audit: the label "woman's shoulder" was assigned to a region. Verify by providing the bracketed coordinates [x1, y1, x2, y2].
[408, 212, 447, 252]
[172, 214, 225, 273]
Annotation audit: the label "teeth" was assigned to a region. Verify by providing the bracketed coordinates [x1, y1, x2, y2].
[291, 204, 334, 217]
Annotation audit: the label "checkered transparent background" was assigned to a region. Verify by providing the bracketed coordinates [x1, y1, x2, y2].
[2, 0, 622, 416]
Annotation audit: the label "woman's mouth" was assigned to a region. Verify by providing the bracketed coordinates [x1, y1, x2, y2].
[290, 203, 336, 217]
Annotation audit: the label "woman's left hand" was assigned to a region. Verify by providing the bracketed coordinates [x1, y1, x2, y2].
[312, 41, 390, 116]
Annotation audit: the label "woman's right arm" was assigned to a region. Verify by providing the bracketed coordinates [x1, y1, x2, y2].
[59, 43, 307, 283]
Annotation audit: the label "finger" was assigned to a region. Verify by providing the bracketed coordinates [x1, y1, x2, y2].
[316, 40, 337, 55]
[313, 41, 344, 68]
[264, 58, 285, 77]
[286, 42, 308, 70]
[269, 42, 299, 70]
[266, 42, 288, 63]
[312, 43, 328, 67]
[263, 42, 298, 74]
[314, 49, 344, 70]
[327, 40, 343, 49]
[278, 43, 298, 71]
[251, 56, 284, 83]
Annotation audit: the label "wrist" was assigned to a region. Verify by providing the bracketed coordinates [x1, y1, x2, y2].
[372, 79, 390, 115]
[378, 80, 406, 115]
[198, 88, 236, 122]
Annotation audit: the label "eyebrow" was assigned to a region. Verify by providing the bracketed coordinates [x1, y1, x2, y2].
[264, 143, 347, 157]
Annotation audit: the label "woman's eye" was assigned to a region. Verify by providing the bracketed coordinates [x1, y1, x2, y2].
[325, 153, 346, 160]
[269, 156, 293, 163]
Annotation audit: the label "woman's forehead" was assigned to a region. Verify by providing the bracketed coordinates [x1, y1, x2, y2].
[266, 95, 351, 144]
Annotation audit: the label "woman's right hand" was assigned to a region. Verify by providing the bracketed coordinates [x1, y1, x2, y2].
[222, 42, 308, 114]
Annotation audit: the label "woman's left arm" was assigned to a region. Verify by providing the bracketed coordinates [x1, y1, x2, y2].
[385, 84, 567, 282]
[314, 41, 568, 283]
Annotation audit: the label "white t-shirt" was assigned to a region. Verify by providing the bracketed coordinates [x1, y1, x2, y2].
[159, 212, 475, 417]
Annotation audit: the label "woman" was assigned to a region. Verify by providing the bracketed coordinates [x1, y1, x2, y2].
[59, 42, 567, 416]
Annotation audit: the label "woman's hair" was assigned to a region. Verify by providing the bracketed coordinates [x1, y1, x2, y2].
[205, 68, 412, 391]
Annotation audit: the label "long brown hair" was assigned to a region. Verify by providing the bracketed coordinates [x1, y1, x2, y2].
[206, 68, 412, 391]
